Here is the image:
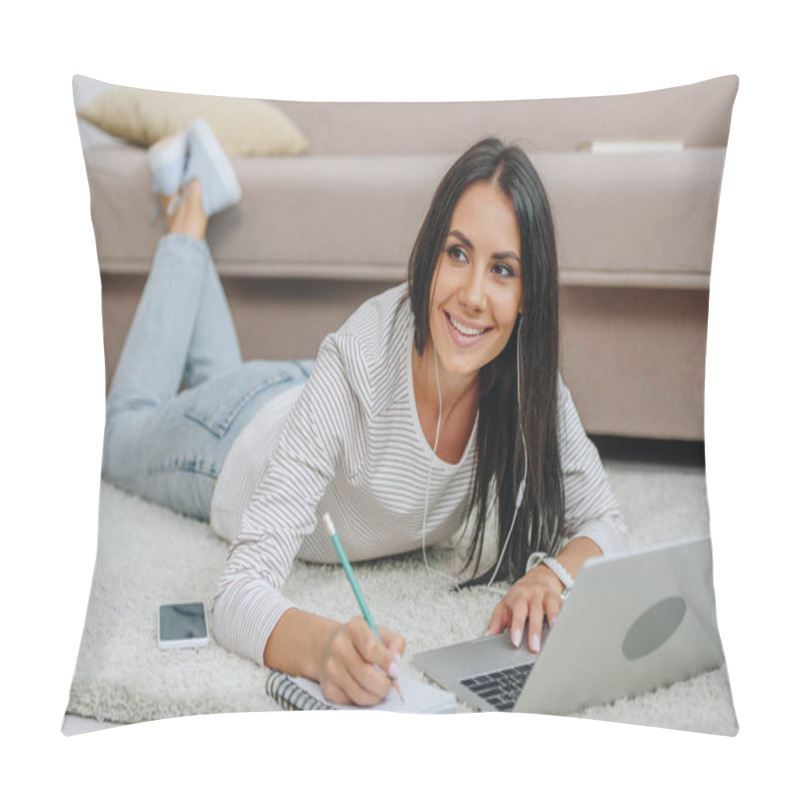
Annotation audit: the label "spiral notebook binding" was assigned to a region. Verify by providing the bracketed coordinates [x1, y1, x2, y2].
[265, 670, 333, 711]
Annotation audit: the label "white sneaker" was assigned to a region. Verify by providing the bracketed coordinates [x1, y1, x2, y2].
[183, 118, 242, 217]
[147, 132, 189, 209]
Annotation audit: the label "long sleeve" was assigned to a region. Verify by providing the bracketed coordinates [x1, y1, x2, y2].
[211, 333, 367, 665]
[557, 376, 631, 556]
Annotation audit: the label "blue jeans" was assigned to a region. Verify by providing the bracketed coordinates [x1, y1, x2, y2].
[102, 234, 313, 521]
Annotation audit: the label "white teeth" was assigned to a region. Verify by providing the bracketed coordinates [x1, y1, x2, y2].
[448, 313, 485, 337]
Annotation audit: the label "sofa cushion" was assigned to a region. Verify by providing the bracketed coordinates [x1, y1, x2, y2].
[77, 84, 309, 156]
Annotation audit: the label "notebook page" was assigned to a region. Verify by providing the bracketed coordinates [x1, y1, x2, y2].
[291, 675, 457, 713]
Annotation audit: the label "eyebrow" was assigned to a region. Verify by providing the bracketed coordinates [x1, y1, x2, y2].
[448, 229, 520, 263]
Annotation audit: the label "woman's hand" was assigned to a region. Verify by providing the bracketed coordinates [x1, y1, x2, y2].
[486, 565, 564, 653]
[317, 617, 406, 706]
[263, 608, 405, 706]
[485, 537, 603, 652]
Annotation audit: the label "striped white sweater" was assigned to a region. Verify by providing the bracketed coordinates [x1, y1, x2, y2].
[212, 284, 629, 665]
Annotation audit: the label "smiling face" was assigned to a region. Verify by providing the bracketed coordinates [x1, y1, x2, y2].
[426, 180, 523, 384]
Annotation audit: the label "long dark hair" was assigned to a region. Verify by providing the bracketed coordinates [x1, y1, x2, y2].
[408, 137, 565, 584]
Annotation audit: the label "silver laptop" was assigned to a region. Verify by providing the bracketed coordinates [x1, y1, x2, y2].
[413, 536, 725, 715]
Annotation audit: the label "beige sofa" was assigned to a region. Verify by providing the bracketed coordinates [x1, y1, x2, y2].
[80, 76, 738, 441]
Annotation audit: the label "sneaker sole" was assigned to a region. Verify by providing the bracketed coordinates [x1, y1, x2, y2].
[187, 119, 242, 207]
[148, 133, 188, 197]
[147, 133, 188, 171]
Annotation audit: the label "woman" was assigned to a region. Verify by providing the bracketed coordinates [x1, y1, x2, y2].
[102, 120, 629, 707]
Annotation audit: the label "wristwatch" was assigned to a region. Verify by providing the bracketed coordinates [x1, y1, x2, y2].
[525, 551, 574, 599]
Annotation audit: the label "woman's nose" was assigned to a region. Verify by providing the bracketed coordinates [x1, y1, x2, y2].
[459, 267, 487, 311]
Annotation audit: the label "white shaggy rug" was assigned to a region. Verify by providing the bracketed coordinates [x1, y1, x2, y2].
[66, 458, 738, 735]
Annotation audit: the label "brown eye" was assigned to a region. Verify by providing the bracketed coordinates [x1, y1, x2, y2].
[448, 246, 467, 262]
[492, 263, 515, 278]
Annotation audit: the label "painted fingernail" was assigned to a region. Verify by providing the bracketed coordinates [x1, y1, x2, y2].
[393, 652, 402, 664]
[388, 661, 400, 679]
[531, 633, 541, 652]
[512, 629, 522, 648]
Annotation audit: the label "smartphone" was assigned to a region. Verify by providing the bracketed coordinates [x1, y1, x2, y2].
[158, 602, 209, 649]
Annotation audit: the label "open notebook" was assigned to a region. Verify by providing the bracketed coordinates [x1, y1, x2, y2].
[266, 670, 457, 713]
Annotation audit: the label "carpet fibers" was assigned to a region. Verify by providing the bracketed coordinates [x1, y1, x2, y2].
[66, 458, 738, 735]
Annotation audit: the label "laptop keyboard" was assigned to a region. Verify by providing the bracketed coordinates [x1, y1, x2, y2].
[460, 662, 535, 711]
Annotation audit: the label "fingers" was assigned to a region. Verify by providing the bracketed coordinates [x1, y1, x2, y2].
[378, 625, 406, 665]
[509, 595, 531, 650]
[492, 577, 564, 653]
[543, 592, 561, 630]
[525, 588, 563, 652]
[320, 618, 405, 707]
[486, 603, 511, 637]
[523, 597, 545, 653]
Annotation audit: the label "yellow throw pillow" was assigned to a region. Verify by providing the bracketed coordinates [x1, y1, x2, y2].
[77, 86, 308, 156]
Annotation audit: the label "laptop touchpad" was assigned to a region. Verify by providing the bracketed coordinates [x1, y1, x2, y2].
[452, 633, 536, 676]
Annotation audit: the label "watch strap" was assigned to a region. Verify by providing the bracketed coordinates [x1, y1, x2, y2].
[525, 551, 574, 598]
[542, 556, 574, 592]
[525, 551, 547, 573]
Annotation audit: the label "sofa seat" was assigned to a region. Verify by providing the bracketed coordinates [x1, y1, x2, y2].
[90, 146, 724, 291]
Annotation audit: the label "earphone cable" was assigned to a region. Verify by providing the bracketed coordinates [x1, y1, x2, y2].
[420, 318, 528, 594]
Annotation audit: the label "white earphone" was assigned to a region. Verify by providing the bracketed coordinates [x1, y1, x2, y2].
[420, 316, 528, 592]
